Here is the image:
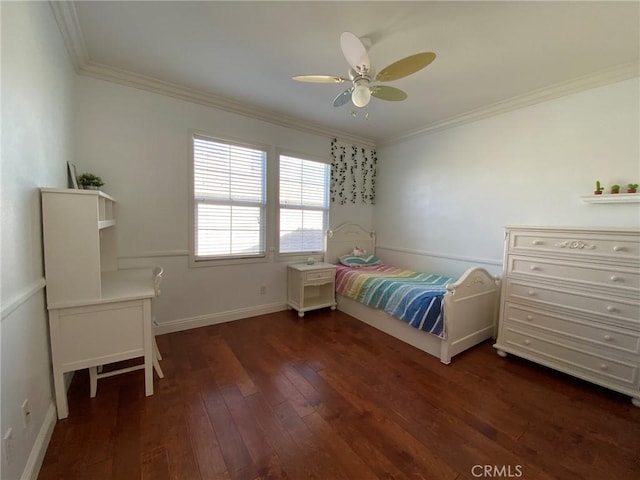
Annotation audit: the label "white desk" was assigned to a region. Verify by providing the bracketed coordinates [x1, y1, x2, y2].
[47, 268, 157, 419]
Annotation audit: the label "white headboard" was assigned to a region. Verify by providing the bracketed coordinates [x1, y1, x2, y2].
[325, 223, 376, 265]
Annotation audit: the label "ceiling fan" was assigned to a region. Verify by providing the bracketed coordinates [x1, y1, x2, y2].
[293, 31, 436, 109]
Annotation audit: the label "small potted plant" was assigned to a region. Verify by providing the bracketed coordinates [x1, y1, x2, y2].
[594, 181, 604, 195]
[628, 183, 638, 193]
[77, 173, 104, 190]
[610, 184, 620, 194]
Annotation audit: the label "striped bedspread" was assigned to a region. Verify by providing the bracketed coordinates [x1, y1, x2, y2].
[335, 264, 455, 339]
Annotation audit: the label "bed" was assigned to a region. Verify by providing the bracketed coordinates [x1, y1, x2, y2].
[326, 223, 500, 364]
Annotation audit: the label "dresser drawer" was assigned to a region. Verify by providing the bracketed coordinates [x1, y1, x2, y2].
[503, 303, 640, 355]
[508, 255, 640, 293]
[502, 326, 639, 388]
[509, 230, 640, 264]
[506, 279, 640, 328]
[304, 269, 335, 285]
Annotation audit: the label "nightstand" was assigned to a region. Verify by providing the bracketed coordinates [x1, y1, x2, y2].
[287, 263, 337, 317]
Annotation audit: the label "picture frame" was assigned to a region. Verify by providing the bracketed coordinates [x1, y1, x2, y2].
[67, 161, 79, 189]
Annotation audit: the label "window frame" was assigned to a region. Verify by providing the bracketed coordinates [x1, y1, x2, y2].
[188, 131, 271, 268]
[276, 150, 331, 262]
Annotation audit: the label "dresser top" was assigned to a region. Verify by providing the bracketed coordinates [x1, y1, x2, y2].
[505, 226, 639, 234]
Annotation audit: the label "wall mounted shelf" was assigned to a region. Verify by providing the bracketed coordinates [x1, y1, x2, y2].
[581, 193, 640, 204]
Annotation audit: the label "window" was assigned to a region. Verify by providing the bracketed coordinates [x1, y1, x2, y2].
[279, 155, 330, 254]
[192, 134, 266, 262]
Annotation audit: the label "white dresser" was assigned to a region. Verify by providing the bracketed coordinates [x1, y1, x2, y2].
[494, 226, 640, 406]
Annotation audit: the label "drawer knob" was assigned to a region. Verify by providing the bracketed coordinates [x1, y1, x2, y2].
[600, 364, 608, 371]
[528, 290, 536, 296]
[532, 240, 542, 245]
[529, 265, 539, 271]
[526, 315, 534, 321]
[603, 335, 612, 341]
[606, 305, 618, 313]
[613, 245, 624, 252]
[524, 339, 531, 345]
[610, 275, 621, 282]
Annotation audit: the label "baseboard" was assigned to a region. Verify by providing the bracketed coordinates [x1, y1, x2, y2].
[155, 302, 287, 335]
[20, 402, 57, 480]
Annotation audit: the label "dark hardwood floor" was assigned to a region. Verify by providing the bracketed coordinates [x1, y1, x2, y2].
[38, 309, 640, 480]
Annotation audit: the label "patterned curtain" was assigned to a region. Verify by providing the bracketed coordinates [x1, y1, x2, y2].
[330, 138, 377, 205]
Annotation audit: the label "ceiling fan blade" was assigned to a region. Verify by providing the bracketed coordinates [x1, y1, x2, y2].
[371, 85, 407, 102]
[333, 88, 353, 107]
[375, 52, 436, 82]
[340, 31, 371, 75]
[292, 75, 348, 84]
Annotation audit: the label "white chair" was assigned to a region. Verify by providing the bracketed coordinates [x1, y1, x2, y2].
[89, 267, 164, 397]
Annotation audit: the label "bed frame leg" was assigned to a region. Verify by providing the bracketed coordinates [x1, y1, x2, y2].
[440, 344, 451, 364]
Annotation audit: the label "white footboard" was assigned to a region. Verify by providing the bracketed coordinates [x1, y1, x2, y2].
[441, 267, 501, 363]
[336, 267, 500, 364]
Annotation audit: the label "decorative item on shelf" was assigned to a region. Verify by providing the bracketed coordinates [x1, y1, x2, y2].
[627, 183, 638, 193]
[610, 184, 620, 194]
[77, 173, 104, 190]
[594, 180, 604, 195]
[67, 162, 79, 189]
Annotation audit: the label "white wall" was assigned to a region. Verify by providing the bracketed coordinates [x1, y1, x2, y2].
[374, 78, 640, 277]
[74, 77, 373, 332]
[1, 2, 75, 479]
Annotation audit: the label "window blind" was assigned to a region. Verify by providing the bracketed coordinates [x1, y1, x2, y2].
[193, 135, 266, 259]
[279, 155, 330, 254]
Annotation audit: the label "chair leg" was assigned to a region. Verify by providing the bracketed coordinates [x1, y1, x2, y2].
[89, 366, 98, 398]
[153, 337, 164, 378]
[90, 337, 164, 398]
[154, 336, 162, 361]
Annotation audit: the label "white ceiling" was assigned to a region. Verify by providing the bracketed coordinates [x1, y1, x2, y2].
[67, 1, 639, 144]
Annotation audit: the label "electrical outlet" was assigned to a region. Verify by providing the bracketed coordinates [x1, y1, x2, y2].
[21, 399, 31, 428]
[3, 428, 13, 464]
[260, 284, 267, 295]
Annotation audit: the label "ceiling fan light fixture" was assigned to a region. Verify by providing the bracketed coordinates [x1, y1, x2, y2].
[352, 83, 371, 107]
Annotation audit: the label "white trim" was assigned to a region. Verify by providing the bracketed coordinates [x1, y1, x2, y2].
[20, 402, 57, 480]
[376, 244, 502, 267]
[380, 63, 640, 146]
[84, 60, 376, 148]
[1, 278, 47, 321]
[155, 302, 287, 335]
[49, 0, 374, 147]
[50, 0, 638, 149]
[118, 250, 190, 259]
[48, 0, 88, 72]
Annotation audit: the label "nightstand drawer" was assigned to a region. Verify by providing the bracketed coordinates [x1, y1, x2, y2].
[304, 269, 335, 284]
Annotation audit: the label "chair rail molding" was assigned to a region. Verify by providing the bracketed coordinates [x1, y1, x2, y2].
[1, 277, 47, 322]
[376, 244, 502, 268]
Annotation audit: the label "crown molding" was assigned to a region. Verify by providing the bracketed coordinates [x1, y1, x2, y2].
[379, 62, 640, 147]
[49, 1, 376, 149]
[49, 0, 88, 72]
[51, 1, 637, 150]
[78, 61, 377, 148]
